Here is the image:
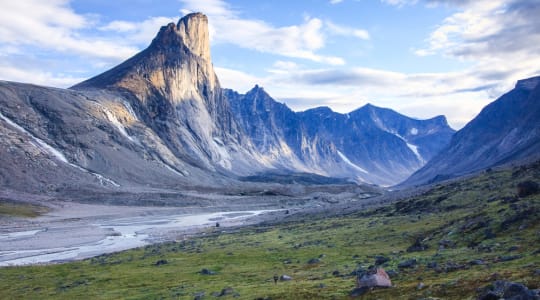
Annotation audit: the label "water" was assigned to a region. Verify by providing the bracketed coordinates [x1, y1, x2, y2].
[0, 210, 271, 266]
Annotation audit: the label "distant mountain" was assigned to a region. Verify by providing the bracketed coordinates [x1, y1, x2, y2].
[227, 86, 454, 186]
[402, 76, 540, 187]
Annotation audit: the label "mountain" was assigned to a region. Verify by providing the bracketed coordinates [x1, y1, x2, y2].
[0, 12, 455, 198]
[73, 13, 255, 173]
[226, 86, 455, 186]
[402, 76, 540, 187]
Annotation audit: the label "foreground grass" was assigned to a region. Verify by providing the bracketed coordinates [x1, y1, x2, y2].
[0, 163, 539, 299]
[0, 201, 48, 218]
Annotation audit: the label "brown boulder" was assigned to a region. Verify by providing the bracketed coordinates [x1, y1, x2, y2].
[356, 268, 392, 288]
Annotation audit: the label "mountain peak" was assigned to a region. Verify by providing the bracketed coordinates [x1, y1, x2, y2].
[176, 12, 210, 61]
[151, 13, 210, 61]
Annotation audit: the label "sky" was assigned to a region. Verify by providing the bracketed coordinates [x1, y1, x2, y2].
[1, 0, 539, 129]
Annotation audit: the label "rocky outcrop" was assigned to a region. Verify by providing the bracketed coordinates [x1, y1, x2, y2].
[73, 13, 256, 173]
[356, 268, 392, 288]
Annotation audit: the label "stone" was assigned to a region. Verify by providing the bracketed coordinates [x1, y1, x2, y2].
[307, 258, 321, 264]
[154, 259, 168, 266]
[398, 259, 417, 269]
[200, 268, 216, 275]
[417, 282, 425, 290]
[374, 255, 390, 265]
[280, 275, 292, 281]
[193, 291, 205, 300]
[469, 259, 485, 266]
[218, 287, 235, 297]
[407, 237, 429, 252]
[349, 287, 369, 297]
[356, 268, 392, 288]
[478, 280, 540, 300]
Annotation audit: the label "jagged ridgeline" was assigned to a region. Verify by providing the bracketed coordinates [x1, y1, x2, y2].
[0, 12, 457, 196]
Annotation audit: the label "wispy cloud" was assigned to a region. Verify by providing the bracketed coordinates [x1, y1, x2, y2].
[0, 0, 137, 61]
[325, 21, 370, 40]
[180, 0, 353, 65]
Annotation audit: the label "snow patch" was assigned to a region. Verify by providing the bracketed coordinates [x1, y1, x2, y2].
[337, 151, 368, 174]
[0, 111, 68, 163]
[102, 107, 136, 143]
[1, 111, 120, 187]
[410, 127, 418, 135]
[406, 142, 424, 163]
[122, 101, 138, 120]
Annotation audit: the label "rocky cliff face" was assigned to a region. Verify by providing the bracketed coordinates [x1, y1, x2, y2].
[402, 76, 540, 187]
[73, 13, 251, 172]
[227, 86, 455, 186]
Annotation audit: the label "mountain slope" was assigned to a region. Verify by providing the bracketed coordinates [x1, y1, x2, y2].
[227, 86, 455, 186]
[402, 76, 540, 186]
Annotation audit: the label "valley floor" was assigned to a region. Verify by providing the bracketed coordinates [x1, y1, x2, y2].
[0, 162, 539, 299]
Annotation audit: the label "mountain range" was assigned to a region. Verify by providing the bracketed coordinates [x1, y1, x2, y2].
[0, 12, 538, 198]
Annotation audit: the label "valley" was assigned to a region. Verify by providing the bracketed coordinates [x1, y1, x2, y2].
[0, 160, 538, 299]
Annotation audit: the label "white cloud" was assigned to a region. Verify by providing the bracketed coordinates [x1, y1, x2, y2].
[330, 0, 344, 4]
[180, 0, 346, 65]
[99, 16, 178, 44]
[0, 0, 137, 60]
[0, 62, 84, 87]
[325, 21, 370, 40]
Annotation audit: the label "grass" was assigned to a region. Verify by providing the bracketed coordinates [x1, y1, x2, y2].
[0, 162, 538, 299]
[0, 201, 48, 218]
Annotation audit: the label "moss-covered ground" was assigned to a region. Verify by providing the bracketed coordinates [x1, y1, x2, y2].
[0, 162, 539, 299]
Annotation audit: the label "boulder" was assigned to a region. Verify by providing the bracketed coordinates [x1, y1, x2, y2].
[280, 275, 292, 281]
[356, 268, 392, 288]
[478, 280, 540, 300]
[398, 259, 417, 269]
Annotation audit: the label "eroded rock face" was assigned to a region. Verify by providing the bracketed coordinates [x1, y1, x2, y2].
[73, 13, 253, 172]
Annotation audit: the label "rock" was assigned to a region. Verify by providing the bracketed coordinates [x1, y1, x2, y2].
[534, 269, 540, 276]
[282, 259, 292, 264]
[517, 180, 540, 197]
[484, 229, 496, 239]
[349, 287, 369, 297]
[469, 259, 485, 266]
[427, 261, 438, 269]
[407, 237, 429, 252]
[478, 280, 540, 300]
[318, 283, 326, 289]
[498, 255, 522, 262]
[386, 270, 399, 278]
[200, 268, 216, 275]
[374, 255, 390, 265]
[193, 291, 205, 300]
[508, 245, 519, 252]
[280, 275, 292, 281]
[438, 239, 456, 249]
[218, 287, 235, 297]
[332, 270, 340, 277]
[154, 259, 168, 266]
[417, 282, 425, 290]
[307, 258, 321, 264]
[398, 259, 417, 269]
[356, 268, 392, 288]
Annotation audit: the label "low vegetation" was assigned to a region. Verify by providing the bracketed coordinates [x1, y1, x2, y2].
[0, 162, 539, 299]
[0, 201, 48, 218]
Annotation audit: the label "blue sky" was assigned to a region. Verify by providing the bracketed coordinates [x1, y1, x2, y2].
[1, 0, 539, 128]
